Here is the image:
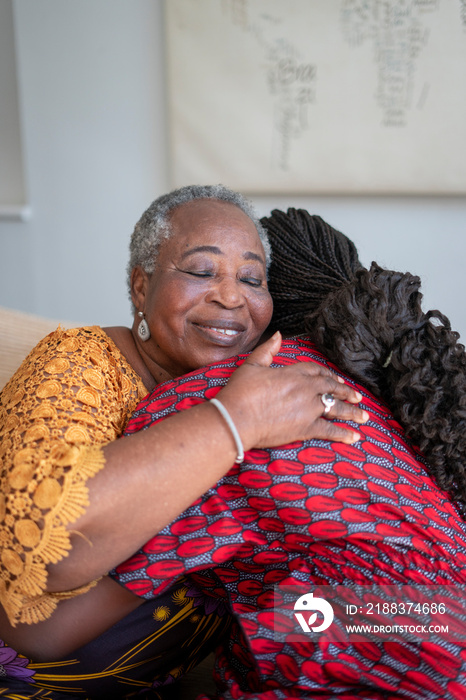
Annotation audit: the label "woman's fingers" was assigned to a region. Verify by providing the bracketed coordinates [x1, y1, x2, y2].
[322, 395, 369, 425]
[281, 359, 361, 402]
[246, 335, 363, 405]
[311, 391, 369, 444]
[297, 374, 368, 443]
[302, 417, 362, 445]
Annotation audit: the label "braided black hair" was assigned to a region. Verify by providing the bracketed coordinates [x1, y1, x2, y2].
[262, 208, 466, 510]
[263, 208, 363, 335]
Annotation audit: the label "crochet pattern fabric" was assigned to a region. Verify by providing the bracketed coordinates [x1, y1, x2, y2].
[0, 327, 146, 626]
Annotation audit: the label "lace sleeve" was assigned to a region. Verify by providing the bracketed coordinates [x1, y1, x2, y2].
[0, 326, 146, 625]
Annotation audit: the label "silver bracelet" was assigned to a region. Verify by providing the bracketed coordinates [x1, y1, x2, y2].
[210, 398, 245, 464]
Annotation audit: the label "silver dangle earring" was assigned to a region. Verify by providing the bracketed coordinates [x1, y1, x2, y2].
[137, 311, 151, 341]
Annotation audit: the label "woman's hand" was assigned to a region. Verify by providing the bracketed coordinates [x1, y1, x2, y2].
[216, 331, 367, 451]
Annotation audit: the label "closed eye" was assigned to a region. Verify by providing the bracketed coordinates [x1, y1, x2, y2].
[184, 270, 213, 278]
[241, 277, 263, 287]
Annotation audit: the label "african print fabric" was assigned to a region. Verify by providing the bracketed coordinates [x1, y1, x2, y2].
[0, 577, 231, 698]
[113, 338, 466, 699]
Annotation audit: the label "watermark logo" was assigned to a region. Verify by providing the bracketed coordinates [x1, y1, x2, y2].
[274, 585, 466, 643]
[293, 592, 334, 633]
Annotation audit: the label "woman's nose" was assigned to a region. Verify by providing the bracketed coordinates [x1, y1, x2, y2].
[205, 275, 244, 308]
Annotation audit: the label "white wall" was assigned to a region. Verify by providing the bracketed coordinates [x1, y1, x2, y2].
[0, 0, 165, 326]
[1, 0, 465, 340]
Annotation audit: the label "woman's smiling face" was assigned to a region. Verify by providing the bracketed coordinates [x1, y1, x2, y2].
[134, 199, 273, 380]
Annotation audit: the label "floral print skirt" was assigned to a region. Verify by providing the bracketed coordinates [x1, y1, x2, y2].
[0, 577, 231, 699]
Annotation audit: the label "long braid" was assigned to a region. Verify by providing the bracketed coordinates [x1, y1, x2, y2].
[262, 208, 466, 511]
[262, 209, 362, 334]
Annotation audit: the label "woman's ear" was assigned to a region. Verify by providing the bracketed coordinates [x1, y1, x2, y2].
[130, 266, 149, 311]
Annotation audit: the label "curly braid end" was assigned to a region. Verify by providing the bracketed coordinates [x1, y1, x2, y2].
[307, 262, 466, 508]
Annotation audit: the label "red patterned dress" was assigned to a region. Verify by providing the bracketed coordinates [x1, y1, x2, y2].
[114, 338, 466, 700]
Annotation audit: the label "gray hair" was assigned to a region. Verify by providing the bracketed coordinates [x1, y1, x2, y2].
[127, 184, 271, 300]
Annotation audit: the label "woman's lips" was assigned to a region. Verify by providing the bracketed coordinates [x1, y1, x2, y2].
[193, 321, 245, 345]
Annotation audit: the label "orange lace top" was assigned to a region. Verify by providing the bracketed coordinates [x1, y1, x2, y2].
[0, 326, 147, 626]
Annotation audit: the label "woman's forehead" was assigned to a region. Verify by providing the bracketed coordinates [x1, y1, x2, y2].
[166, 199, 264, 254]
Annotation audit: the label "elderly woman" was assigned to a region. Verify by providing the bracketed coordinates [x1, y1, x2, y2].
[0, 188, 366, 697]
[103, 209, 466, 698]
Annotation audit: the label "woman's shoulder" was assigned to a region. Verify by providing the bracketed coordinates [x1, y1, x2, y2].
[39, 325, 115, 346]
[24, 325, 108, 351]
[28, 325, 128, 365]
[2, 326, 146, 402]
[9, 326, 117, 378]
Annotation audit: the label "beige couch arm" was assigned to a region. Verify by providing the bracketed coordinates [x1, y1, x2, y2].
[0, 306, 74, 390]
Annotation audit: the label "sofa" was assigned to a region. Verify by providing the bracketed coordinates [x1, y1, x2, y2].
[0, 305, 71, 390]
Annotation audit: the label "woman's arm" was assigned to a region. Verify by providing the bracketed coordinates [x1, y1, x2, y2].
[48, 333, 366, 591]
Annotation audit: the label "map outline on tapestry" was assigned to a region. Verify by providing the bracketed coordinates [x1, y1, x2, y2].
[166, 0, 466, 194]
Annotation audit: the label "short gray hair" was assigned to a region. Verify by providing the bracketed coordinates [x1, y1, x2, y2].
[127, 184, 271, 300]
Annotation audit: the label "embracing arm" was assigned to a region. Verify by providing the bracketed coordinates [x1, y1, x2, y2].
[49, 332, 366, 591]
